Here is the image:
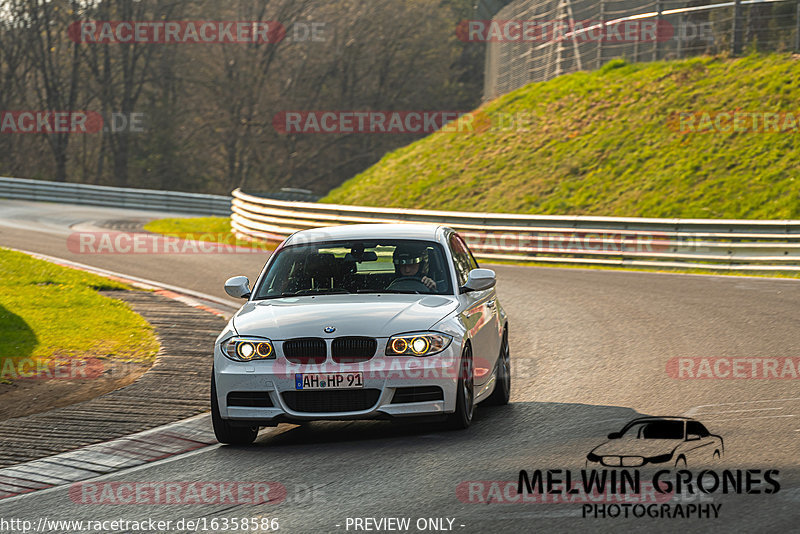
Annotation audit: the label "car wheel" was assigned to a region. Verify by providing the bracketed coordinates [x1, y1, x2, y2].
[211, 371, 259, 445]
[484, 329, 510, 406]
[713, 450, 721, 461]
[446, 345, 474, 430]
[674, 455, 687, 468]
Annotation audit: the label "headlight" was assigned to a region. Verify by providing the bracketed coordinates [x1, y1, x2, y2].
[222, 336, 275, 362]
[385, 332, 452, 357]
[646, 453, 674, 464]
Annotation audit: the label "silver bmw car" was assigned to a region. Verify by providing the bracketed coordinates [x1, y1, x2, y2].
[212, 224, 510, 444]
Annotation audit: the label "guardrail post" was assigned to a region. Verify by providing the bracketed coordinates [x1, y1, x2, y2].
[653, 0, 663, 61]
[796, 0, 800, 52]
[731, 0, 743, 56]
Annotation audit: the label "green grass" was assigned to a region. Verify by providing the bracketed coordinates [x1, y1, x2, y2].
[0, 248, 159, 382]
[323, 53, 800, 219]
[144, 216, 232, 236]
[144, 217, 268, 248]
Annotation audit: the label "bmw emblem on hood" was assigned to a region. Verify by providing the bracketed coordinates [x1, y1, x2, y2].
[324, 326, 336, 333]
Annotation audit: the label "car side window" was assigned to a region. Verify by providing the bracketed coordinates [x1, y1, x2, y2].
[459, 235, 479, 271]
[686, 421, 709, 437]
[449, 233, 476, 287]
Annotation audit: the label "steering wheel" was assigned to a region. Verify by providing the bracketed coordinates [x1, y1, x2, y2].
[386, 276, 430, 293]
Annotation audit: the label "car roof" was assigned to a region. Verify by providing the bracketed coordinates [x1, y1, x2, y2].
[284, 223, 447, 245]
[625, 417, 696, 424]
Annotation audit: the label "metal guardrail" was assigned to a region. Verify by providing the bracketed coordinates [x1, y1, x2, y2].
[0, 177, 231, 216]
[231, 188, 800, 272]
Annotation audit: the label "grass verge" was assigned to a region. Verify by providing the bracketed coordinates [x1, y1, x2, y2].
[323, 53, 800, 219]
[143, 216, 265, 248]
[0, 248, 159, 384]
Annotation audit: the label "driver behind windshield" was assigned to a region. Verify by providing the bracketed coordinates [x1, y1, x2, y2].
[392, 244, 437, 291]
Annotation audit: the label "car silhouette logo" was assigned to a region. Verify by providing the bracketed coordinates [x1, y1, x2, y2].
[323, 326, 336, 333]
[586, 416, 724, 468]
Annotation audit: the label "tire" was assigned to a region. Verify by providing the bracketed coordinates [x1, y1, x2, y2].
[484, 329, 510, 406]
[211, 372, 259, 445]
[675, 455, 687, 468]
[446, 345, 475, 430]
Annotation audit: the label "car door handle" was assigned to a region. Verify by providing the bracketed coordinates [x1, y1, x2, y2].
[486, 299, 496, 308]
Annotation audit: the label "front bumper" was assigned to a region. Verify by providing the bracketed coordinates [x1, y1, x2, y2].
[213, 341, 462, 424]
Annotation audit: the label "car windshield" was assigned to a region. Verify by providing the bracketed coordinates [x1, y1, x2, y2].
[253, 239, 453, 299]
[621, 421, 684, 439]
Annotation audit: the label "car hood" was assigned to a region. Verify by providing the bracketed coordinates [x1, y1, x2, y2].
[233, 294, 459, 339]
[591, 438, 682, 458]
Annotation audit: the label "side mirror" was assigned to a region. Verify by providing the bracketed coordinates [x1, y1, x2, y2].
[224, 276, 251, 299]
[607, 432, 621, 440]
[461, 268, 496, 293]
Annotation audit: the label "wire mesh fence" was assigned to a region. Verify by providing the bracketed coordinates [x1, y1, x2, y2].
[482, 0, 800, 100]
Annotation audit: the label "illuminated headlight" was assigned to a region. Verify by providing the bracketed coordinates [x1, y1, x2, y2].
[385, 333, 452, 357]
[222, 337, 275, 362]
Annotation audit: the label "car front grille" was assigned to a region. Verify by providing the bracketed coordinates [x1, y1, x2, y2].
[281, 389, 381, 413]
[283, 337, 327, 364]
[227, 391, 274, 408]
[601, 456, 644, 467]
[331, 336, 377, 363]
[390, 386, 444, 404]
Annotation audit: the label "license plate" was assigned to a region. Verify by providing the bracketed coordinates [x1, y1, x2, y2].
[295, 372, 364, 390]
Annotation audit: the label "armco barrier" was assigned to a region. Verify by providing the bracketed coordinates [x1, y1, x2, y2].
[0, 177, 231, 216]
[231, 188, 800, 272]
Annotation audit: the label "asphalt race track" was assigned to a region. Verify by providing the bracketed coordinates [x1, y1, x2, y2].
[0, 199, 798, 533]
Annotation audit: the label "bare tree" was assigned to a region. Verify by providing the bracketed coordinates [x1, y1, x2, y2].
[0, 4, 27, 173]
[193, 0, 312, 191]
[79, 0, 184, 187]
[1, 0, 485, 194]
[269, 0, 480, 193]
[18, 0, 86, 181]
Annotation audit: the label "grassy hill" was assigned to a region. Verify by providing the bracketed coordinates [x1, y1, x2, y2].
[323, 54, 800, 219]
